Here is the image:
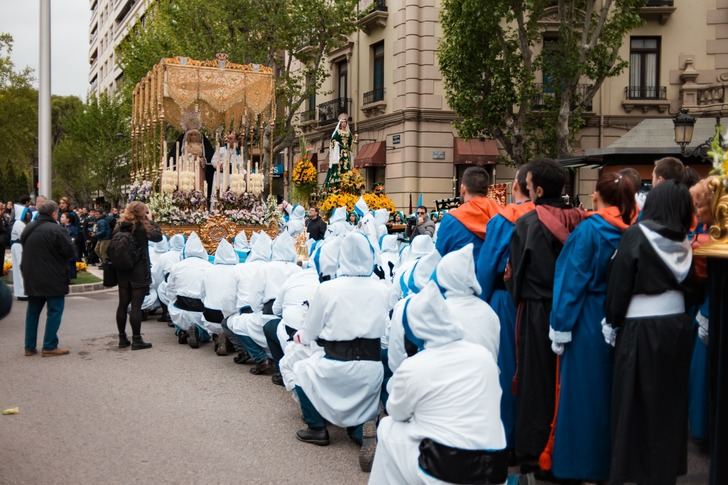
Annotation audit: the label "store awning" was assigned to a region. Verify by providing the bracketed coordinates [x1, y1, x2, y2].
[354, 141, 386, 168]
[586, 117, 728, 160]
[453, 138, 498, 165]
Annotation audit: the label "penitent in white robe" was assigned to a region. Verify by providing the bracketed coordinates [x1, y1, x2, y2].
[10, 220, 26, 298]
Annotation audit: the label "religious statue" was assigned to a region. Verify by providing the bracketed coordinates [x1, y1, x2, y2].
[325, 113, 356, 188]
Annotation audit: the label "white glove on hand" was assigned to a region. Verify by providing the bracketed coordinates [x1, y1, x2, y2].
[697, 312, 709, 345]
[601, 318, 617, 347]
[551, 341, 565, 355]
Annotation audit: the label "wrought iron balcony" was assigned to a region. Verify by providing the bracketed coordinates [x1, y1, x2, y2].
[645, 0, 673, 5]
[318, 98, 351, 125]
[358, 0, 388, 34]
[640, 0, 675, 24]
[532, 84, 593, 112]
[363, 88, 384, 105]
[625, 85, 667, 100]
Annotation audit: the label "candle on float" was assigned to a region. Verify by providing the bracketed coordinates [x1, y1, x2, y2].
[163, 140, 168, 169]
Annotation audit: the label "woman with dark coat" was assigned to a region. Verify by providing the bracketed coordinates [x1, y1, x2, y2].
[114, 201, 162, 350]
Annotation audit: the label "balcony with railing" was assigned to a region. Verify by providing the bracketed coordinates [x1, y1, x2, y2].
[362, 87, 386, 116]
[622, 85, 670, 113]
[640, 0, 675, 24]
[532, 84, 593, 112]
[358, 0, 388, 34]
[318, 98, 351, 125]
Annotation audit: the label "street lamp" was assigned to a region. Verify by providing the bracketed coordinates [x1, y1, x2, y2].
[673, 108, 696, 154]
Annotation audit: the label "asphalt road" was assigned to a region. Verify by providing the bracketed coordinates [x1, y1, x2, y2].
[0, 290, 711, 485]
[0, 290, 367, 485]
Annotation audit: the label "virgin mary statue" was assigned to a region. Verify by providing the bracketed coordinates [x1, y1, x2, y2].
[325, 113, 354, 188]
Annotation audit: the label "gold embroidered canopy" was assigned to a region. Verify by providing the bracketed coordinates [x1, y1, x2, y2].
[130, 55, 276, 182]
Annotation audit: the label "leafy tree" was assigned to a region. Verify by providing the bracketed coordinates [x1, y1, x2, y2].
[117, 0, 358, 157]
[53, 94, 130, 206]
[439, 0, 644, 163]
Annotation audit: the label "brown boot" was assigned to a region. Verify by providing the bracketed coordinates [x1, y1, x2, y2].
[24, 349, 37, 357]
[249, 359, 274, 375]
[41, 348, 70, 357]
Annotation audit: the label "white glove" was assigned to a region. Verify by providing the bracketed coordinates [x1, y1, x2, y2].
[551, 341, 565, 355]
[601, 318, 617, 347]
[697, 312, 709, 345]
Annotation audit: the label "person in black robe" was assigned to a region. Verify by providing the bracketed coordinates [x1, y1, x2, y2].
[508, 159, 584, 463]
[605, 180, 702, 485]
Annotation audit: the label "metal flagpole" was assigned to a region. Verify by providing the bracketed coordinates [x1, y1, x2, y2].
[38, 0, 52, 198]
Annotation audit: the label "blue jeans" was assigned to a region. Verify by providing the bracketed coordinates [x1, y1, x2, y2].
[294, 385, 363, 444]
[239, 335, 267, 364]
[25, 295, 65, 351]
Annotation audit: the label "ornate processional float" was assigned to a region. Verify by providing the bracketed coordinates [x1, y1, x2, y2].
[128, 54, 279, 251]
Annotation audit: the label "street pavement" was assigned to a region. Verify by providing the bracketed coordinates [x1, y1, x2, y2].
[0, 290, 367, 485]
[0, 290, 711, 485]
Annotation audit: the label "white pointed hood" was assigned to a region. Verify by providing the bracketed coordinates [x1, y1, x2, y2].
[213, 238, 238, 265]
[379, 234, 399, 254]
[153, 235, 169, 253]
[329, 206, 347, 224]
[234, 231, 250, 252]
[401, 250, 441, 295]
[433, 243, 481, 297]
[168, 234, 185, 252]
[183, 232, 207, 260]
[291, 204, 306, 220]
[272, 231, 297, 263]
[404, 281, 463, 350]
[406, 234, 435, 262]
[337, 231, 375, 277]
[374, 208, 389, 226]
[359, 213, 380, 254]
[247, 232, 272, 263]
[312, 236, 341, 279]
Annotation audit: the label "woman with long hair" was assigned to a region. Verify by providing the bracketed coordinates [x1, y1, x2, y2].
[113, 201, 162, 350]
[605, 180, 697, 484]
[547, 171, 636, 482]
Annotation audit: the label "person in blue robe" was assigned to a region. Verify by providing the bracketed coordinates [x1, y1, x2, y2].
[689, 298, 709, 444]
[548, 172, 636, 482]
[476, 165, 533, 449]
[435, 166, 500, 260]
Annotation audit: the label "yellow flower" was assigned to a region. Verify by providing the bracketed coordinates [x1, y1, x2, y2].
[75, 261, 87, 272]
[293, 158, 317, 187]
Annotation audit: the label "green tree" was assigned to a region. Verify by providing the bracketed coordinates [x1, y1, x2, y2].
[0, 33, 37, 183]
[53, 94, 130, 206]
[439, 0, 644, 163]
[117, 0, 358, 155]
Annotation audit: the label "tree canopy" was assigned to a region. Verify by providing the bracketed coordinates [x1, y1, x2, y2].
[439, 0, 644, 164]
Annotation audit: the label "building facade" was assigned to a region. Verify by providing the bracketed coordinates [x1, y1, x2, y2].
[291, 0, 722, 211]
[88, 0, 153, 97]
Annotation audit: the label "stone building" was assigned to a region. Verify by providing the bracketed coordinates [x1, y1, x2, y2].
[88, 0, 152, 97]
[290, 0, 722, 211]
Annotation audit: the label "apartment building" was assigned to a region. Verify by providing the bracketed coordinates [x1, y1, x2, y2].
[291, 0, 721, 210]
[88, 0, 153, 97]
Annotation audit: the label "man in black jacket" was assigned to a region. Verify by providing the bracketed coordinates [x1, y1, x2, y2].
[305, 207, 327, 241]
[20, 200, 75, 357]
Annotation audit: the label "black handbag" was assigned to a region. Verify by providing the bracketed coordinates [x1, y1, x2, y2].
[102, 261, 118, 287]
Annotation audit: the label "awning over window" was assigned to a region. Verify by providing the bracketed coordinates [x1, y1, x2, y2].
[453, 138, 498, 165]
[354, 141, 386, 168]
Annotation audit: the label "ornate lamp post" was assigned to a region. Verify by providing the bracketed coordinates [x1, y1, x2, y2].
[673, 108, 696, 154]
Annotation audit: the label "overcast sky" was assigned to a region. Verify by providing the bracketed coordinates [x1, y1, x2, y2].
[1, 1, 91, 99]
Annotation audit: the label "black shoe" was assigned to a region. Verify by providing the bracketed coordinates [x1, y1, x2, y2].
[215, 334, 230, 356]
[233, 351, 251, 364]
[187, 327, 199, 349]
[359, 419, 378, 472]
[131, 336, 152, 350]
[177, 331, 188, 345]
[271, 373, 284, 386]
[249, 359, 274, 375]
[296, 427, 329, 446]
[118, 334, 131, 348]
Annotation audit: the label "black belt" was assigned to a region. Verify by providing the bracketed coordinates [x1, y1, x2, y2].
[262, 299, 275, 315]
[11, 240, 20, 245]
[239, 305, 253, 314]
[174, 296, 204, 312]
[317, 338, 381, 362]
[418, 438, 508, 485]
[203, 307, 224, 323]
